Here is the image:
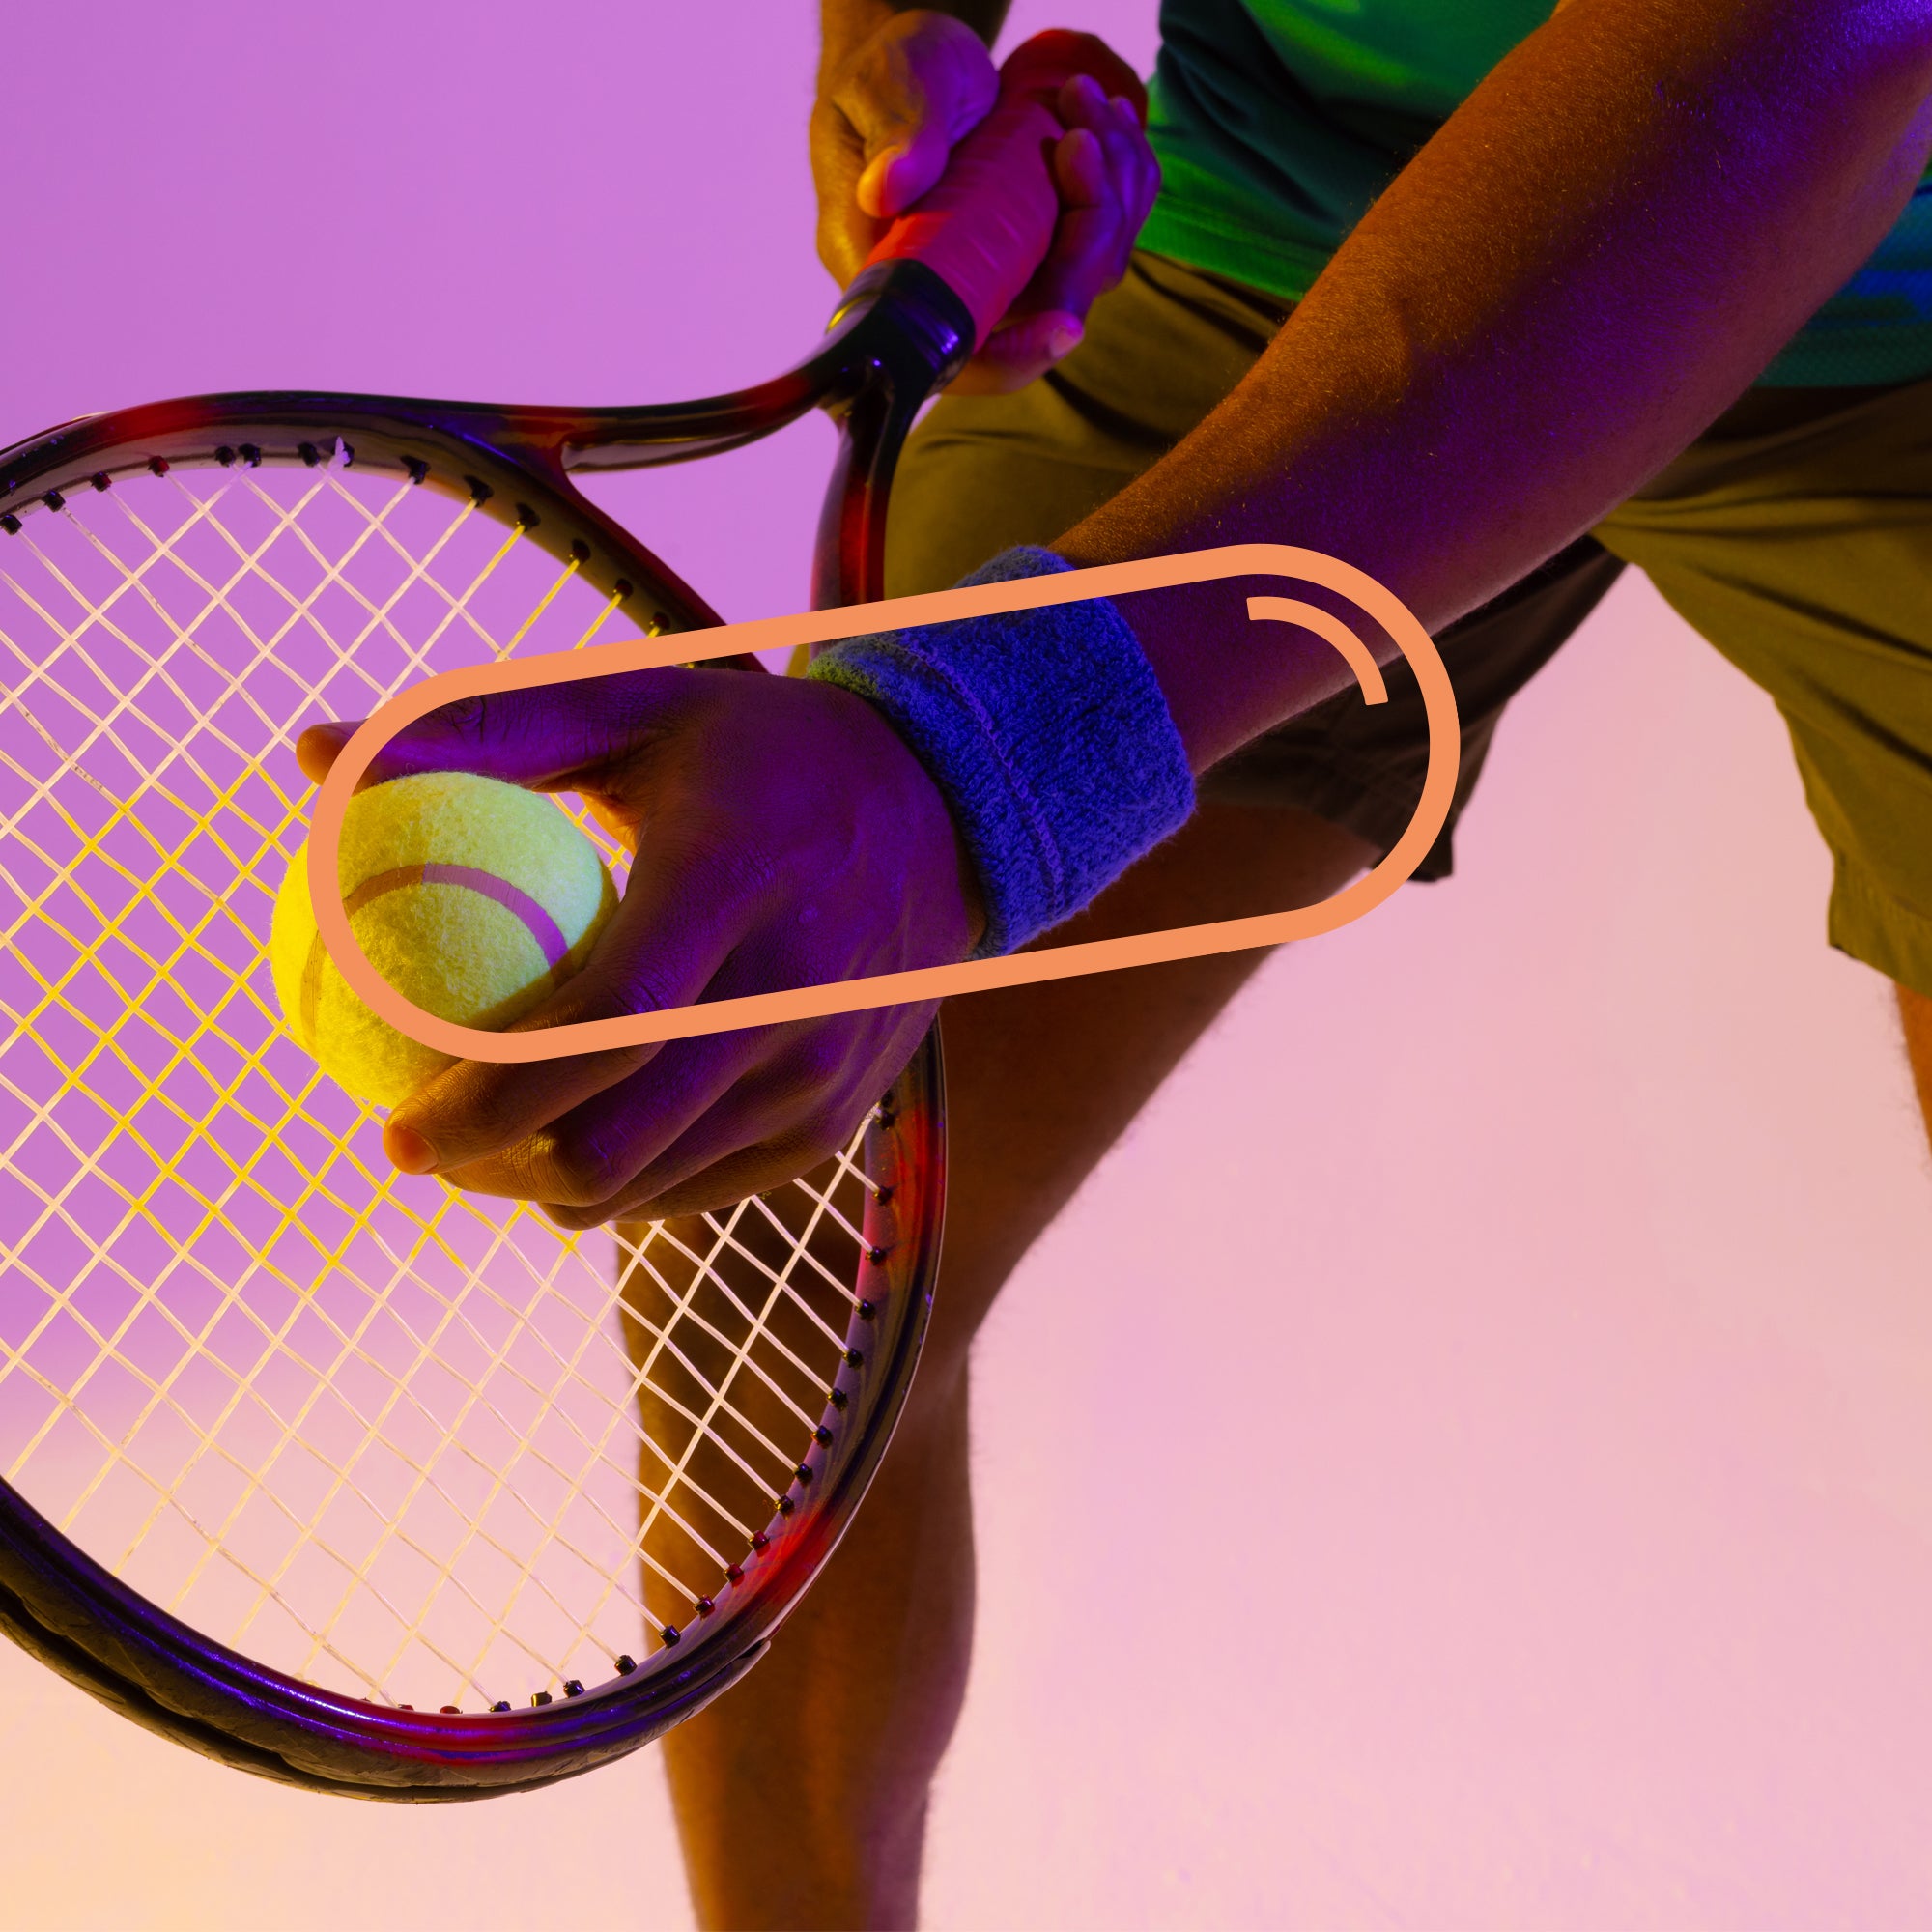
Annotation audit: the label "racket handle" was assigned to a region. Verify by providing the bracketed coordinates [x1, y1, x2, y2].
[864, 30, 1149, 352]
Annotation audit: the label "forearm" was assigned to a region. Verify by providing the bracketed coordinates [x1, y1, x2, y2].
[1059, 0, 1932, 772]
[818, 0, 1009, 84]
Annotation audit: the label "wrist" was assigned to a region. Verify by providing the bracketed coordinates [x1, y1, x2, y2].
[805, 547, 1195, 956]
[822, 677, 992, 954]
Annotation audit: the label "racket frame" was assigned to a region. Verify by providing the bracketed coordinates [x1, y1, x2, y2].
[0, 1050, 942, 1798]
[0, 259, 969, 622]
[0, 257, 969, 1795]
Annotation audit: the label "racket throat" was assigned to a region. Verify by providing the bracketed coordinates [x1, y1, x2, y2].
[811, 260, 974, 610]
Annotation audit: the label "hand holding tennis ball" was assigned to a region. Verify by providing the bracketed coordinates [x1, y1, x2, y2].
[293, 666, 979, 1221]
[271, 771, 618, 1109]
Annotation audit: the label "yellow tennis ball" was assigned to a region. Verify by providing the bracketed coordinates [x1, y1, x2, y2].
[270, 771, 619, 1109]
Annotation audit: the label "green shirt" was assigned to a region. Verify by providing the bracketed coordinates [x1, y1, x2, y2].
[1139, 0, 1932, 387]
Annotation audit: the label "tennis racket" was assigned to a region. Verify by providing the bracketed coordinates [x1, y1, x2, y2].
[0, 31, 1137, 1798]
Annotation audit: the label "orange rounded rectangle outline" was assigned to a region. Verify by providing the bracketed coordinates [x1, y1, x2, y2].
[309, 543, 1460, 1057]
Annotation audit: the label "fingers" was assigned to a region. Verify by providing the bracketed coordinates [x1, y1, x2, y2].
[1001, 28, 1149, 121]
[1040, 76, 1160, 305]
[433, 1016, 781, 1209]
[843, 13, 998, 217]
[381, 800, 760, 1178]
[301, 659, 972, 1225]
[297, 666, 970, 1212]
[951, 73, 1161, 394]
[811, 11, 998, 285]
[1035, 78, 1161, 305]
[296, 720, 352, 785]
[561, 1115, 860, 1227]
[591, 1134, 841, 1224]
[944, 310, 1088, 397]
[433, 991, 928, 1229]
[300, 668, 718, 1182]
[541, 1004, 934, 1227]
[297, 667, 698, 798]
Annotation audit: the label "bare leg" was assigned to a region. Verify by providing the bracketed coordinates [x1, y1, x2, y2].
[1894, 981, 1932, 1156]
[663, 803, 1377, 1929]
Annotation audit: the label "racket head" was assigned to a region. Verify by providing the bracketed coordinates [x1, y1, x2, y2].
[0, 364, 945, 1793]
[2, 397, 714, 632]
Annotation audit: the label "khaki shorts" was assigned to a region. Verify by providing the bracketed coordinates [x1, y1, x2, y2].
[885, 251, 1932, 997]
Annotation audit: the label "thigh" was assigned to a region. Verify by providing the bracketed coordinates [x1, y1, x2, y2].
[1594, 374, 1932, 998]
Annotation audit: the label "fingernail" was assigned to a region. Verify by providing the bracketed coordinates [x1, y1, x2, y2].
[1047, 320, 1085, 360]
[295, 720, 355, 781]
[385, 1122, 437, 1175]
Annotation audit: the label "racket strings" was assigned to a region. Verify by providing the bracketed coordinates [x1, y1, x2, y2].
[0, 462, 870, 1709]
[0, 469, 488, 1175]
[0, 474, 507, 1462]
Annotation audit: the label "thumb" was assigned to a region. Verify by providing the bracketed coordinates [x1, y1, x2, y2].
[842, 14, 997, 218]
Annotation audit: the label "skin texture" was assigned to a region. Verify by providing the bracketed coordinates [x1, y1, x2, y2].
[303, 0, 1932, 1236]
[1064, 0, 1932, 765]
[295, 668, 982, 1219]
[297, 11, 1160, 1217]
[300, 5, 1932, 1919]
[1898, 985, 1932, 1141]
[648, 5, 1932, 1929]
[662, 801, 1378, 1930]
[811, 8, 1158, 389]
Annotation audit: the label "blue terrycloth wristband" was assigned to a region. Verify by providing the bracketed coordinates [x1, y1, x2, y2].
[805, 546, 1196, 956]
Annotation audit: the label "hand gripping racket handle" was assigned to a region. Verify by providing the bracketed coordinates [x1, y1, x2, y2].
[863, 30, 1150, 351]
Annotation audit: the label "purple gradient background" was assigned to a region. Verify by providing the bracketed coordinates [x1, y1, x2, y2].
[7, 5, 1932, 1927]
